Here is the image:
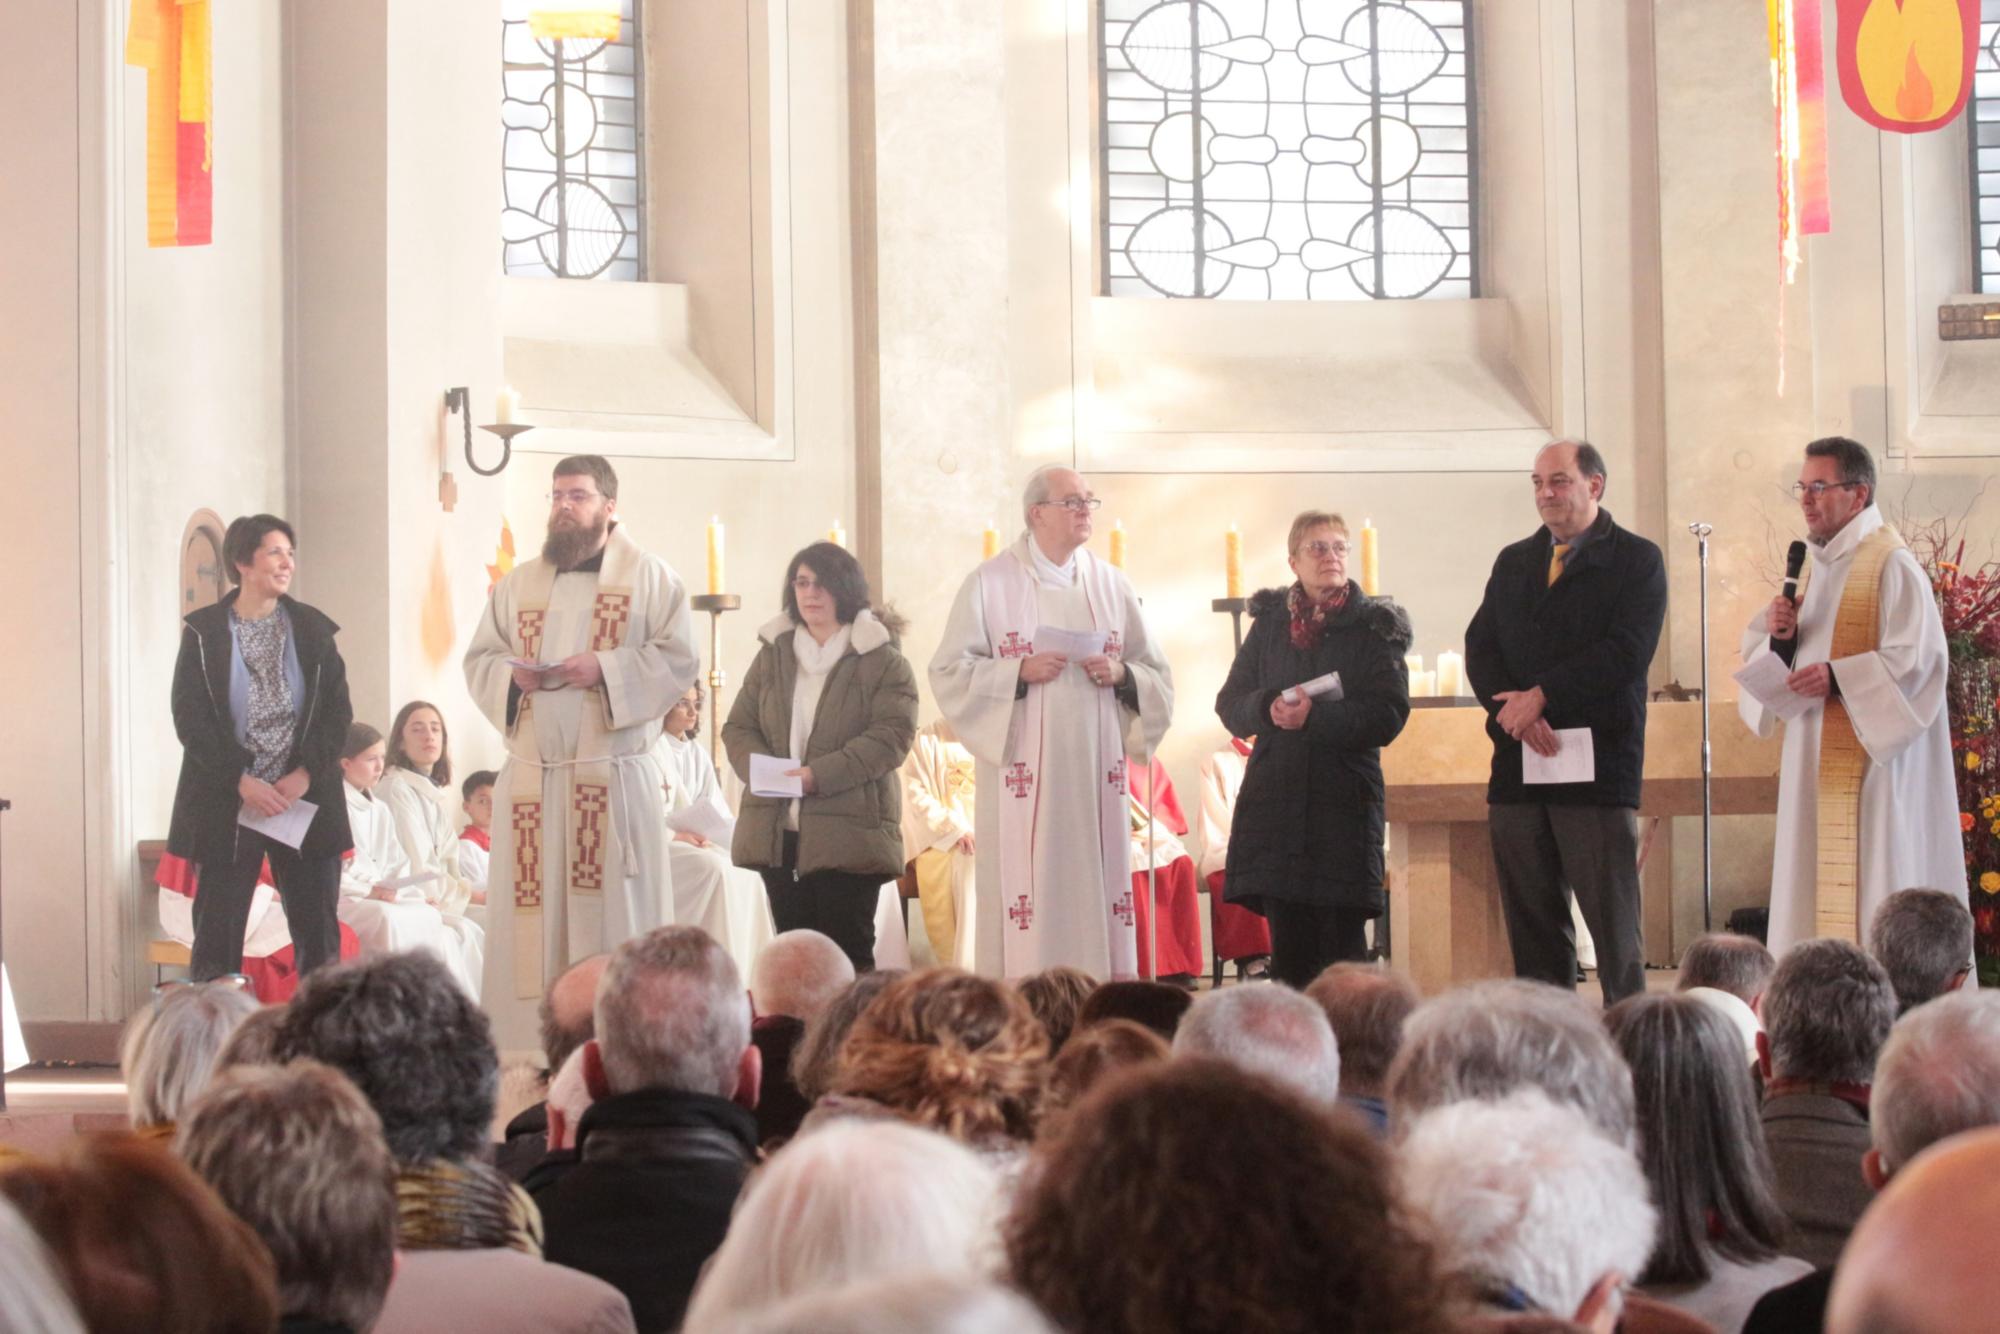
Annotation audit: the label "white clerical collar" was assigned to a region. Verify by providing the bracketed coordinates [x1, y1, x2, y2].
[1028, 537, 1080, 587]
[1811, 505, 1882, 564]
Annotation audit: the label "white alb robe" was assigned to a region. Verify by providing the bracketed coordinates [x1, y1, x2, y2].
[456, 831, 489, 897]
[899, 719, 979, 967]
[375, 766, 482, 921]
[1738, 506, 1968, 957]
[930, 535, 1174, 979]
[340, 782, 483, 997]
[464, 525, 698, 1049]
[652, 730, 773, 978]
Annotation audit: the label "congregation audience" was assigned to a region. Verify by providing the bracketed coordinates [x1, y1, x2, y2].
[526, 927, 758, 1332]
[177, 1061, 397, 1334]
[1824, 1126, 2000, 1334]
[1172, 981, 1341, 1107]
[747, 929, 855, 1145]
[787, 967, 904, 1104]
[1015, 964, 1098, 1051]
[1676, 931, 1776, 1009]
[1755, 938, 1896, 1269]
[682, 1120, 1002, 1330]
[1072, 977, 1192, 1041]
[0, 1195, 84, 1334]
[0, 1133, 280, 1334]
[1607, 994, 1810, 1331]
[1304, 960, 1419, 1132]
[724, 1274, 1057, 1334]
[1867, 887, 1973, 1014]
[1010, 1059, 1451, 1334]
[271, 951, 635, 1333]
[497, 952, 610, 1180]
[118, 979, 259, 1136]
[212, 1000, 288, 1072]
[1037, 1018, 1169, 1134]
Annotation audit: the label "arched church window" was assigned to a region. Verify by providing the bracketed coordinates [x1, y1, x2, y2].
[1976, 2, 1999, 293]
[1099, 0, 1477, 299]
[501, 0, 646, 280]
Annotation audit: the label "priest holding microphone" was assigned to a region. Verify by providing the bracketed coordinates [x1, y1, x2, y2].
[1739, 436, 1965, 957]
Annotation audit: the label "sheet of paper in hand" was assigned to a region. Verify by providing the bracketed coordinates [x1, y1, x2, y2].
[507, 656, 563, 673]
[1522, 729, 1595, 785]
[1032, 626, 1110, 661]
[238, 797, 318, 851]
[750, 754, 806, 799]
[1732, 653, 1816, 722]
[380, 870, 440, 903]
[1283, 672, 1344, 705]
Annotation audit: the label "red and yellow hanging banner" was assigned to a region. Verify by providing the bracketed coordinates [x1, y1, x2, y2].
[1835, 0, 1979, 133]
[124, 0, 212, 247]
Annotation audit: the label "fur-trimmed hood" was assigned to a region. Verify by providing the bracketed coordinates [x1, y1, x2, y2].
[1245, 583, 1414, 651]
[755, 606, 897, 654]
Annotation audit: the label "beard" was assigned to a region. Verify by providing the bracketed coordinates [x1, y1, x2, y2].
[542, 511, 610, 569]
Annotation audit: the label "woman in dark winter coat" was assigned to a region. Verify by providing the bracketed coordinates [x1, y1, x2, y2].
[723, 541, 918, 973]
[168, 514, 354, 981]
[1214, 510, 1412, 987]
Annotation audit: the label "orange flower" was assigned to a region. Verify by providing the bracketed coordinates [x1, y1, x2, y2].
[1969, 751, 1984, 772]
[1965, 812, 1977, 833]
[1981, 871, 2000, 896]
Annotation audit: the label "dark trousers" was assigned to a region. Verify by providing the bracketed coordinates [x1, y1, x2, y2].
[1265, 899, 1373, 989]
[190, 829, 343, 981]
[1488, 803, 1645, 1005]
[759, 832, 880, 974]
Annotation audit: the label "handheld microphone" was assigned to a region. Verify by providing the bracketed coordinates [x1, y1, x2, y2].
[1772, 540, 1807, 666]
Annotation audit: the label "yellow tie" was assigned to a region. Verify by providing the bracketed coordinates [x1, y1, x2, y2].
[1548, 543, 1570, 587]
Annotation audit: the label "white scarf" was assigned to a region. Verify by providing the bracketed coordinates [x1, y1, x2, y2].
[788, 621, 853, 830]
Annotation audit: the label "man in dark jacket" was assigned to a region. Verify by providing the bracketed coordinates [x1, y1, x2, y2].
[1465, 440, 1666, 1005]
[526, 926, 760, 1332]
[496, 952, 608, 1181]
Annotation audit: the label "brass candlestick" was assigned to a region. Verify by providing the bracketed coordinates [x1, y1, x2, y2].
[690, 593, 741, 770]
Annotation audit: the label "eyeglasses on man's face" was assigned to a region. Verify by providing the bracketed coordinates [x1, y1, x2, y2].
[1297, 540, 1350, 560]
[1792, 480, 1861, 500]
[547, 488, 603, 507]
[1035, 497, 1102, 514]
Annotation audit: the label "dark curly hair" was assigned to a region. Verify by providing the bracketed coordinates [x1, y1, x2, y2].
[1037, 1018, 1168, 1137]
[1074, 979, 1192, 1043]
[830, 967, 1048, 1145]
[273, 953, 499, 1164]
[1008, 1059, 1453, 1334]
[1016, 966, 1098, 1053]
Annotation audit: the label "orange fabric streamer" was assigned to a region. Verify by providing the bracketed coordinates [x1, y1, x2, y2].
[124, 0, 212, 247]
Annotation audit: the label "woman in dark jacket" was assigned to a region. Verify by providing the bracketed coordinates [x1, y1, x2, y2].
[1214, 510, 1412, 987]
[168, 514, 353, 981]
[723, 541, 918, 972]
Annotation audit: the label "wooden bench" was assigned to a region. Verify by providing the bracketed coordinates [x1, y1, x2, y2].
[137, 839, 189, 982]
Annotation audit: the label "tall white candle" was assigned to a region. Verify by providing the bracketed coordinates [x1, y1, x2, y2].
[1435, 650, 1465, 697]
[496, 385, 521, 424]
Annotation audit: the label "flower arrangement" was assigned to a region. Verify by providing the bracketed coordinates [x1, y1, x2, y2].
[1910, 520, 2000, 985]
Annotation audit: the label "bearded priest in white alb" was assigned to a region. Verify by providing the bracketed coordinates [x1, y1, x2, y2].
[465, 456, 699, 1048]
[930, 466, 1174, 980]
[1739, 439, 1967, 960]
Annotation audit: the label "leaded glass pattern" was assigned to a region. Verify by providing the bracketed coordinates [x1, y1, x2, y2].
[501, 1, 645, 281]
[1976, 2, 1999, 294]
[1100, 0, 1477, 300]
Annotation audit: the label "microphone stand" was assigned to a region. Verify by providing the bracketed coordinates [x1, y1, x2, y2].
[1687, 524, 1715, 931]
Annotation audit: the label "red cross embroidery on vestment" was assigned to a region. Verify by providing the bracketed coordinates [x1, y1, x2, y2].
[1004, 763, 1034, 799]
[1008, 895, 1034, 930]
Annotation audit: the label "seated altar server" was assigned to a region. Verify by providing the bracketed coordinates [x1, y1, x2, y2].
[898, 718, 978, 967]
[1195, 738, 1274, 977]
[1126, 757, 1204, 986]
[338, 723, 482, 997]
[653, 683, 774, 976]
[376, 702, 486, 930]
[457, 769, 497, 896]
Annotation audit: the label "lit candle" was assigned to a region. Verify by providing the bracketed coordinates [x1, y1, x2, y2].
[1405, 653, 1424, 680]
[1359, 519, 1380, 596]
[495, 385, 521, 425]
[982, 522, 1000, 560]
[828, 521, 847, 548]
[1411, 670, 1437, 698]
[1109, 520, 1127, 569]
[1435, 650, 1465, 697]
[1225, 524, 1243, 598]
[705, 516, 724, 596]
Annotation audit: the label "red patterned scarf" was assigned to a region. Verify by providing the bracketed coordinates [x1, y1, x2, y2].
[1287, 582, 1351, 650]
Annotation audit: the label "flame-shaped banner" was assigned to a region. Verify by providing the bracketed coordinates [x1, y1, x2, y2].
[487, 517, 517, 590]
[1836, 0, 1979, 133]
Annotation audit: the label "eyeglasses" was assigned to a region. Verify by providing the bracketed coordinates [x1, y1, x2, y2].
[547, 489, 602, 507]
[1297, 540, 1350, 559]
[1035, 497, 1102, 514]
[1791, 481, 1862, 499]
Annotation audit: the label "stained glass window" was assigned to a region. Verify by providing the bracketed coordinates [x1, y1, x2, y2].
[1100, 0, 1477, 300]
[1976, 2, 1999, 294]
[501, 1, 646, 281]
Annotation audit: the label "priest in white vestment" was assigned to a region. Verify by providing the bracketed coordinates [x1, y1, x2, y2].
[899, 718, 979, 967]
[1739, 438, 1967, 958]
[652, 684, 774, 977]
[930, 465, 1174, 980]
[464, 456, 699, 1048]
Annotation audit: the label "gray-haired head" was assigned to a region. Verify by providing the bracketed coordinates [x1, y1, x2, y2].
[751, 930, 857, 1023]
[1398, 1091, 1656, 1324]
[273, 951, 500, 1164]
[1871, 990, 2000, 1175]
[597, 925, 751, 1098]
[1172, 983, 1341, 1106]
[119, 982, 260, 1129]
[1386, 979, 1635, 1146]
[1675, 932, 1777, 1007]
[1304, 962, 1419, 1099]
[1762, 938, 1897, 1085]
[726, 1275, 1058, 1334]
[1021, 464, 1081, 527]
[1870, 889, 1974, 1015]
[1804, 435, 1877, 500]
[0, 1196, 85, 1334]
